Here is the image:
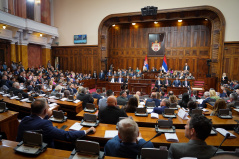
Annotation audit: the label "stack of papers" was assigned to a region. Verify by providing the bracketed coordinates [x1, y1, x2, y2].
[60, 98, 67, 101]
[165, 133, 179, 142]
[49, 96, 56, 99]
[104, 130, 118, 138]
[178, 109, 189, 120]
[196, 99, 204, 104]
[73, 100, 81, 103]
[10, 96, 18, 100]
[147, 108, 154, 113]
[69, 122, 83, 131]
[202, 108, 209, 112]
[151, 113, 159, 119]
[215, 128, 236, 138]
[2, 94, 9, 97]
[20, 98, 28, 102]
[49, 103, 57, 107]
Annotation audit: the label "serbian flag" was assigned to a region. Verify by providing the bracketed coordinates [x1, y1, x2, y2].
[144, 56, 149, 71]
[162, 55, 168, 72]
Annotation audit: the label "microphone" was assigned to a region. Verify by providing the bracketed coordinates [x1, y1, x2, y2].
[138, 132, 161, 157]
[213, 133, 230, 156]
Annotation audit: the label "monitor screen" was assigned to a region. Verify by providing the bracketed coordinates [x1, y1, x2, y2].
[74, 34, 87, 44]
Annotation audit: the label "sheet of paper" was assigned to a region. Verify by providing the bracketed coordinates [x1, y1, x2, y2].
[20, 98, 28, 102]
[147, 108, 154, 113]
[69, 122, 83, 131]
[73, 100, 81, 103]
[202, 108, 209, 112]
[196, 99, 204, 104]
[151, 113, 159, 119]
[49, 103, 57, 107]
[165, 133, 179, 142]
[72, 153, 98, 159]
[16, 144, 40, 154]
[178, 109, 189, 120]
[60, 98, 67, 101]
[215, 128, 236, 138]
[10, 96, 18, 99]
[39, 94, 45, 97]
[104, 130, 118, 138]
[49, 96, 56, 99]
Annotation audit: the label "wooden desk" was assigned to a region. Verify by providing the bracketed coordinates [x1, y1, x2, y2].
[0, 110, 19, 141]
[166, 87, 188, 95]
[107, 83, 123, 96]
[0, 96, 59, 118]
[81, 79, 96, 89]
[52, 120, 239, 150]
[0, 140, 71, 159]
[48, 98, 82, 120]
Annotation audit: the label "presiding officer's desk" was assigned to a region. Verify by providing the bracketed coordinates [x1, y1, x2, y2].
[52, 119, 239, 150]
[76, 109, 238, 129]
[0, 110, 19, 141]
[0, 139, 71, 159]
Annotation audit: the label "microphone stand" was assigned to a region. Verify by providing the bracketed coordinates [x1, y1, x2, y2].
[213, 133, 230, 156]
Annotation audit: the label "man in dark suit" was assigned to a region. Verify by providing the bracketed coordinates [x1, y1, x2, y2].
[169, 114, 220, 159]
[110, 75, 116, 83]
[17, 72, 27, 84]
[104, 118, 154, 158]
[183, 63, 190, 71]
[172, 77, 181, 87]
[227, 93, 238, 110]
[145, 92, 161, 107]
[67, 83, 77, 95]
[151, 66, 157, 72]
[182, 78, 190, 88]
[98, 96, 127, 124]
[233, 81, 239, 90]
[163, 76, 171, 87]
[76, 88, 94, 108]
[107, 70, 112, 77]
[92, 71, 97, 79]
[92, 89, 102, 104]
[16, 99, 95, 148]
[117, 91, 128, 106]
[124, 75, 130, 84]
[99, 70, 105, 80]
[200, 91, 211, 108]
[153, 99, 170, 114]
[8, 82, 28, 98]
[155, 77, 163, 91]
[117, 75, 124, 83]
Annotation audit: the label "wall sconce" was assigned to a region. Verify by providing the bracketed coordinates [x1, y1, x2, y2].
[36, 0, 41, 4]
[132, 23, 136, 25]
[154, 21, 158, 24]
[112, 24, 115, 27]
[3, 25, 6, 29]
[178, 20, 182, 22]
[40, 33, 42, 37]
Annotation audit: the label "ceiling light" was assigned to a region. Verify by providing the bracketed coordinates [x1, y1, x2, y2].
[205, 19, 208, 21]
[132, 23, 136, 25]
[178, 20, 182, 22]
[28, 0, 35, 2]
[154, 21, 158, 24]
[40, 33, 42, 37]
[3, 25, 6, 29]
[112, 24, 115, 27]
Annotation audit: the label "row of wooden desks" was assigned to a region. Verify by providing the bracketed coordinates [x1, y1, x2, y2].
[76, 109, 239, 129]
[52, 120, 239, 150]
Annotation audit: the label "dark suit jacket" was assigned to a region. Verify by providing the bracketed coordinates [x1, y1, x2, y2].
[18, 76, 26, 83]
[182, 81, 190, 87]
[117, 96, 128, 105]
[98, 106, 127, 124]
[16, 115, 85, 147]
[200, 97, 211, 108]
[104, 135, 154, 158]
[221, 77, 228, 85]
[234, 84, 239, 90]
[92, 93, 102, 104]
[145, 98, 161, 107]
[183, 65, 190, 71]
[117, 78, 124, 83]
[8, 87, 29, 98]
[76, 93, 94, 108]
[153, 106, 168, 114]
[92, 73, 97, 79]
[99, 73, 105, 80]
[127, 94, 133, 100]
[169, 139, 218, 159]
[163, 79, 171, 86]
[155, 80, 163, 88]
[172, 80, 181, 87]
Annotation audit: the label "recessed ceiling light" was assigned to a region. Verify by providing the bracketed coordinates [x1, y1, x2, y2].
[28, 0, 35, 2]
[178, 20, 182, 22]
[205, 19, 208, 21]
[3, 25, 6, 29]
[132, 23, 136, 25]
[154, 21, 158, 24]
[40, 33, 42, 37]
[112, 24, 115, 27]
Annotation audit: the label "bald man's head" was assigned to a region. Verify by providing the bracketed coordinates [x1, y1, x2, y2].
[107, 96, 117, 107]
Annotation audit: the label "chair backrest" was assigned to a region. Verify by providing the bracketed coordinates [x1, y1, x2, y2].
[219, 109, 230, 115]
[136, 107, 147, 114]
[0, 102, 6, 110]
[169, 103, 177, 108]
[147, 101, 156, 107]
[191, 109, 203, 115]
[68, 95, 74, 100]
[29, 96, 34, 102]
[141, 148, 168, 159]
[75, 140, 99, 155]
[86, 103, 95, 110]
[164, 108, 175, 115]
[56, 93, 62, 99]
[157, 120, 173, 128]
[53, 110, 64, 119]
[84, 113, 97, 122]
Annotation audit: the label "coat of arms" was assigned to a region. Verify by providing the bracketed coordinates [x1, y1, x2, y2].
[151, 40, 161, 52]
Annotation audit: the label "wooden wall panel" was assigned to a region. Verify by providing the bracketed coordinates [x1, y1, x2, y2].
[52, 46, 99, 74]
[223, 42, 239, 81]
[41, 0, 51, 25]
[108, 20, 211, 79]
[28, 44, 42, 68]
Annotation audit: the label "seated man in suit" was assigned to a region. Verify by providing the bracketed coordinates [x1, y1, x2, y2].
[146, 92, 161, 107]
[117, 75, 124, 83]
[67, 83, 77, 95]
[104, 118, 154, 158]
[200, 91, 211, 108]
[76, 88, 94, 109]
[169, 114, 220, 159]
[16, 99, 95, 148]
[227, 93, 238, 110]
[233, 80, 239, 90]
[182, 78, 190, 88]
[117, 91, 128, 106]
[99, 89, 113, 110]
[98, 96, 127, 124]
[110, 75, 116, 83]
[155, 77, 163, 91]
[92, 71, 97, 79]
[107, 70, 112, 77]
[153, 99, 170, 114]
[99, 70, 105, 80]
[8, 82, 28, 98]
[92, 89, 102, 105]
[172, 77, 181, 87]
[151, 66, 157, 72]
[163, 76, 171, 87]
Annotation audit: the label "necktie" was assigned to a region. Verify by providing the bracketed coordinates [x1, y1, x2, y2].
[185, 82, 187, 87]
[166, 80, 168, 85]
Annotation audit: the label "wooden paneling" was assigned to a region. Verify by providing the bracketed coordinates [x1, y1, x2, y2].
[108, 20, 211, 79]
[28, 44, 42, 68]
[41, 0, 51, 25]
[52, 46, 99, 74]
[14, 0, 26, 18]
[223, 42, 239, 81]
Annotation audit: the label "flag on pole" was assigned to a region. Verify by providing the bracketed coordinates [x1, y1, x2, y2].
[162, 55, 168, 72]
[144, 56, 149, 71]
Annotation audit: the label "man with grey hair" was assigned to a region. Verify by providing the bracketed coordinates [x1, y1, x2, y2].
[8, 82, 28, 98]
[104, 118, 154, 158]
[76, 87, 94, 109]
[200, 91, 211, 108]
[152, 99, 170, 114]
[227, 93, 238, 109]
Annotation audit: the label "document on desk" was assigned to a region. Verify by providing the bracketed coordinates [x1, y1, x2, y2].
[73, 100, 81, 103]
[165, 133, 179, 142]
[147, 108, 154, 113]
[15, 144, 40, 154]
[20, 98, 28, 102]
[202, 108, 209, 112]
[69, 122, 83, 131]
[104, 130, 118, 138]
[151, 113, 159, 119]
[234, 109, 239, 113]
[60, 98, 67, 101]
[49, 103, 57, 107]
[196, 99, 204, 104]
[215, 128, 236, 138]
[73, 153, 98, 159]
[49, 96, 56, 99]
[10, 96, 18, 99]
[178, 109, 189, 120]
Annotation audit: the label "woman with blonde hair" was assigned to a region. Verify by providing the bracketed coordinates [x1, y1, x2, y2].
[156, 92, 161, 100]
[169, 95, 178, 105]
[209, 89, 219, 100]
[210, 99, 227, 116]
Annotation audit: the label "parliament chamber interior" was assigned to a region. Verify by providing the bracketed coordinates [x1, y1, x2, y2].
[0, 0, 239, 159]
